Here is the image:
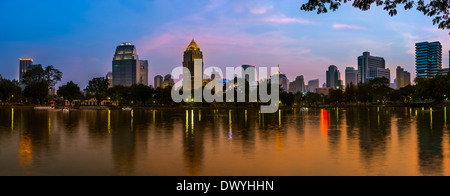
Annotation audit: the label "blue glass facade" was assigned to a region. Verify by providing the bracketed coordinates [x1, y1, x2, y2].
[415, 41, 442, 78]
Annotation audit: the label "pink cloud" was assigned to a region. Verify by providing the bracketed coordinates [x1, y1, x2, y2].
[332, 23, 367, 30]
[250, 5, 273, 14]
[262, 15, 315, 24]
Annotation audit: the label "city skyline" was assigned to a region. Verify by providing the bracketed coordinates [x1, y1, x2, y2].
[1, 0, 450, 89]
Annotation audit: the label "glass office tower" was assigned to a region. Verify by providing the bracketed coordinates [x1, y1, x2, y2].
[112, 43, 140, 87]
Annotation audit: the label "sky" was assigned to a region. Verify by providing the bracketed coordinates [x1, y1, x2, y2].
[1, 0, 450, 89]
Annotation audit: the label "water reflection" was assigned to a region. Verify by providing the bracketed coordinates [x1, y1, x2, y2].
[1, 107, 450, 176]
[416, 108, 444, 176]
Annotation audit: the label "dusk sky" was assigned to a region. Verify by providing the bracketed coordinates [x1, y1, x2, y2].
[1, 0, 450, 89]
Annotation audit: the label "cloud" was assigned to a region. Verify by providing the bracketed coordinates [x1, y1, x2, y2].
[250, 5, 273, 14]
[262, 15, 315, 24]
[332, 23, 367, 30]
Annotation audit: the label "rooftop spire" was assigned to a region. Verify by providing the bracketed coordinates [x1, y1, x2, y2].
[186, 39, 200, 51]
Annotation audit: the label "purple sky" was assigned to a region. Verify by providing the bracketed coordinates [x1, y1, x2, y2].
[1, 0, 449, 89]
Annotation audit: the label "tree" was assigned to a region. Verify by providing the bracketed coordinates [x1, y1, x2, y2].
[57, 81, 83, 103]
[86, 77, 109, 104]
[22, 66, 62, 104]
[22, 66, 62, 87]
[280, 91, 296, 106]
[0, 79, 22, 104]
[23, 81, 49, 104]
[329, 89, 344, 104]
[368, 77, 392, 103]
[130, 84, 154, 106]
[107, 85, 130, 106]
[344, 83, 357, 103]
[300, 0, 450, 32]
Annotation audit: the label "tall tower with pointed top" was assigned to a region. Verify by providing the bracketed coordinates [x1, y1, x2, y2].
[183, 39, 204, 90]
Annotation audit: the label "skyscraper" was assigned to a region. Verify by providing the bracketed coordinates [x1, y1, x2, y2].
[308, 79, 319, 93]
[138, 60, 149, 86]
[396, 66, 411, 89]
[272, 64, 289, 92]
[290, 76, 305, 93]
[345, 67, 359, 87]
[106, 72, 113, 88]
[183, 39, 204, 91]
[112, 43, 140, 87]
[154, 75, 163, 89]
[241, 65, 258, 92]
[358, 52, 390, 83]
[19, 58, 33, 84]
[326, 65, 343, 89]
[163, 74, 175, 89]
[415, 41, 442, 78]
[19, 58, 42, 88]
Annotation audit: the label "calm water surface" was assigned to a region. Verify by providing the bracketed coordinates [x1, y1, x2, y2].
[1, 107, 449, 176]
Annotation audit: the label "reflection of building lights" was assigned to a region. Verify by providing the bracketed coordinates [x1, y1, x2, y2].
[11, 108, 14, 132]
[191, 110, 194, 132]
[245, 110, 248, 125]
[48, 115, 51, 135]
[108, 110, 111, 134]
[430, 108, 433, 129]
[186, 110, 189, 133]
[131, 110, 134, 131]
[229, 110, 232, 140]
[321, 109, 328, 136]
[153, 110, 156, 125]
[279, 110, 282, 128]
[445, 107, 447, 125]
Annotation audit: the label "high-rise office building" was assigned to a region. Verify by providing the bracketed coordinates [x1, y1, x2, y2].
[154, 75, 163, 89]
[19, 58, 42, 88]
[358, 52, 390, 83]
[396, 66, 411, 89]
[183, 39, 204, 91]
[289, 81, 297, 94]
[415, 41, 442, 78]
[138, 60, 149, 86]
[163, 74, 175, 89]
[289, 76, 305, 93]
[308, 79, 319, 93]
[241, 65, 258, 92]
[345, 67, 359, 87]
[19, 58, 33, 84]
[106, 72, 113, 88]
[326, 65, 343, 89]
[112, 43, 140, 87]
[272, 64, 289, 92]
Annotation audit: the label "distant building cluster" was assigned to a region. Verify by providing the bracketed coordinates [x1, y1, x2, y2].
[16, 39, 450, 98]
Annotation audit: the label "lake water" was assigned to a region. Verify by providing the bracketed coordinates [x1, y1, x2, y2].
[0, 107, 449, 176]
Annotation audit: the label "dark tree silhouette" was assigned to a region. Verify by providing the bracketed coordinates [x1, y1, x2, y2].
[300, 0, 450, 32]
[57, 81, 83, 102]
[85, 77, 109, 104]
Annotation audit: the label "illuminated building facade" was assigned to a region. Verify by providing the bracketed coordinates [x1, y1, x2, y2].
[19, 58, 42, 88]
[112, 43, 140, 87]
[183, 39, 204, 91]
